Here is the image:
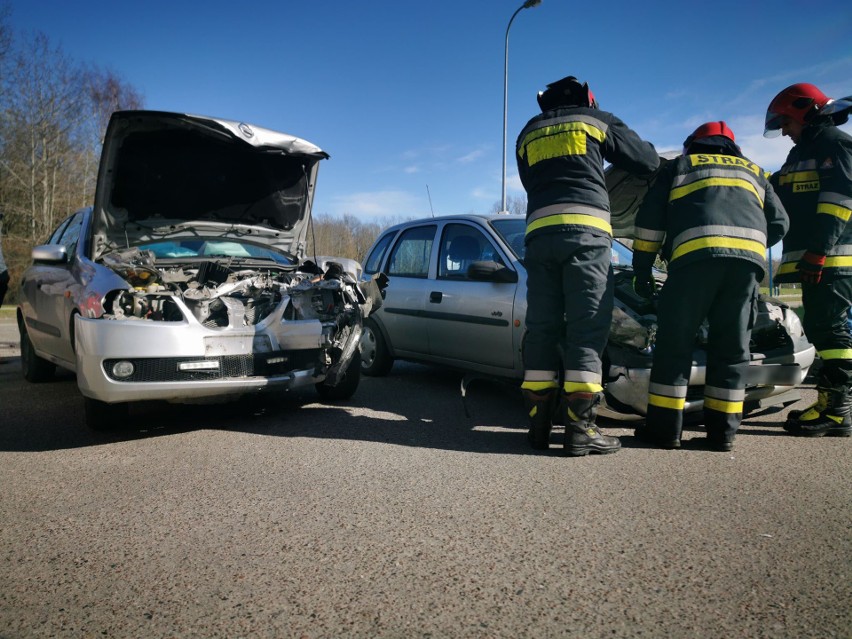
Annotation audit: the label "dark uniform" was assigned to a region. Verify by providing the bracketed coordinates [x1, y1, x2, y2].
[772, 122, 852, 435]
[516, 76, 659, 455]
[632, 125, 788, 450]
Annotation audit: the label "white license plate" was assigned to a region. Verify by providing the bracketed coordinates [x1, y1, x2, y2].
[204, 335, 272, 356]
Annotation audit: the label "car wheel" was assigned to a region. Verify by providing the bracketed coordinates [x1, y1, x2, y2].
[359, 318, 393, 376]
[84, 397, 129, 431]
[19, 322, 56, 383]
[316, 350, 361, 401]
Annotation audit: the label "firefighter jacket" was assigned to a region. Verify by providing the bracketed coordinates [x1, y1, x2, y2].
[632, 151, 788, 278]
[770, 122, 852, 283]
[516, 106, 659, 242]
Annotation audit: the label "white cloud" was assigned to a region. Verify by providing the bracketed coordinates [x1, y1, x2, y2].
[328, 190, 424, 219]
[456, 148, 486, 164]
[470, 187, 492, 201]
[724, 114, 791, 171]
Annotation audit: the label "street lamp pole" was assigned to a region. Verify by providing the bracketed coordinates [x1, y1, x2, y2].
[502, 0, 541, 213]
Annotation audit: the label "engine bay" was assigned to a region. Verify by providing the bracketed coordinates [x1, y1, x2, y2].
[99, 247, 365, 330]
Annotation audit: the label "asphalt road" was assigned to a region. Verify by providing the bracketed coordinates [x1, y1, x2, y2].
[0, 318, 850, 639]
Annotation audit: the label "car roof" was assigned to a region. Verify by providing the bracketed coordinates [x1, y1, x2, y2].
[380, 213, 525, 233]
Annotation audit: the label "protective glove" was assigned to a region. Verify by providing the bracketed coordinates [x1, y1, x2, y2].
[633, 273, 658, 300]
[798, 251, 826, 285]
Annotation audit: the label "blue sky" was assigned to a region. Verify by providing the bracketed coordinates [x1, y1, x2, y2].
[6, 0, 852, 223]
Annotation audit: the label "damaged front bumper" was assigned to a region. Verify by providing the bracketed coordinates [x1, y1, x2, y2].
[601, 337, 816, 420]
[73, 303, 359, 404]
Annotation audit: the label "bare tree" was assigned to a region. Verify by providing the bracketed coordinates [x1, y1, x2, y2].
[1, 32, 90, 240]
[306, 213, 398, 262]
[491, 193, 526, 215]
[77, 67, 144, 206]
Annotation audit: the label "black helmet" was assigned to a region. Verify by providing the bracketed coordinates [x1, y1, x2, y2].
[537, 76, 598, 112]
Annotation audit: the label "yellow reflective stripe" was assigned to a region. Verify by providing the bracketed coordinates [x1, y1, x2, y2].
[521, 380, 560, 391]
[671, 236, 766, 262]
[687, 154, 761, 175]
[781, 256, 852, 272]
[633, 239, 662, 253]
[818, 349, 852, 360]
[526, 213, 612, 236]
[817, 202, 852, 222]
[648, 393, 685, 410]
[779, 171, 819, 185]
[520, 121, 606, 166]
[802, 408, 844, 423]
[825, 256, 852, 268]
[704, 397, 743, 414]
[669, 177, 764, 206]
[563, 381, 603, 394]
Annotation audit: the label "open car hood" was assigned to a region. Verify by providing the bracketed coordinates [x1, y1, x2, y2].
[606, 150, 679, 239]
[91, 110, 329, 260]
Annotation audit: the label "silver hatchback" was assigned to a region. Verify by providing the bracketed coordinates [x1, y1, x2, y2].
[359, 213, 815, 421]
[17, 111, 383, 430]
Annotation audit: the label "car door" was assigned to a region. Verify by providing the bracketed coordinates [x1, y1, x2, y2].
[425, 223, 518, 371]
[24, 212, 84, 365]
[379, 224, 437, 356]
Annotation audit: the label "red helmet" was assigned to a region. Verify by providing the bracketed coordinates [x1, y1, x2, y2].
[683, 121, 736, 154]
[764, 83, 831, 137]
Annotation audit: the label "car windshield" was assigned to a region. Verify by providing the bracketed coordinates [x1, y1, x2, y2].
[138, 239, 294, 264]
[490, 217, 636, 268]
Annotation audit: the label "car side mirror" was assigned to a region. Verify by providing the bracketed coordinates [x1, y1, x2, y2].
[467, 260, 518, 283]
[31, 244, 68, 264]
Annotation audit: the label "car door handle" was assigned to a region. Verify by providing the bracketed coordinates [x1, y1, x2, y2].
[429, 291, 443, 303]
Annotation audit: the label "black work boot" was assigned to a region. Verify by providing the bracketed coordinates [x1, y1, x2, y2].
[634, 424, 681, 449]
[784, 388, 828, 430]
[522, 387, 559, 450]
[705, 433, 735, 452]
[561, 392, 621, 456]
[786, 384, 852, 437]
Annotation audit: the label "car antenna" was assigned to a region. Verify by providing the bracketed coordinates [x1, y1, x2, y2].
[426, 184, 435, 218]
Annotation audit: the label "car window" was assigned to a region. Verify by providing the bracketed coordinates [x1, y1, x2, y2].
[611, 239, 633, 267]
[438, 224, 504, 280]
[48, 216, 74, 245]
[138, 240, 293, 264]
[386, 225, 436, 278]
[491, 218, 527, 259]
[56, 212, 84, 255]
[364, 231, 396, 275]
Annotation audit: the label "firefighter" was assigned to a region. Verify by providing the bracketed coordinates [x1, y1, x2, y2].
[516, 75, 659, 455]
[764, 83, 852, 438]
[632, 122, 789, 451]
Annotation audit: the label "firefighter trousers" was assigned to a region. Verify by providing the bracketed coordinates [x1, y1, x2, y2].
[646, 259, 760, 442]
[801, 274, 852, 386]
[522, 231, 613, 393]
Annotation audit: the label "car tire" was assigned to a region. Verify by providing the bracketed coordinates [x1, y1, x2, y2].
[316, 350, 361, 401]
[84, 397, 129, 431]
[359, 318, 393, 376]
[20, 322, 56, 383]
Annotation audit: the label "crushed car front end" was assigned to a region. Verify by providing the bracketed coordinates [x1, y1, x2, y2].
[74, 248, 370, 403]
[601, 268, 815, 419]
[73, 109, 385, 406]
